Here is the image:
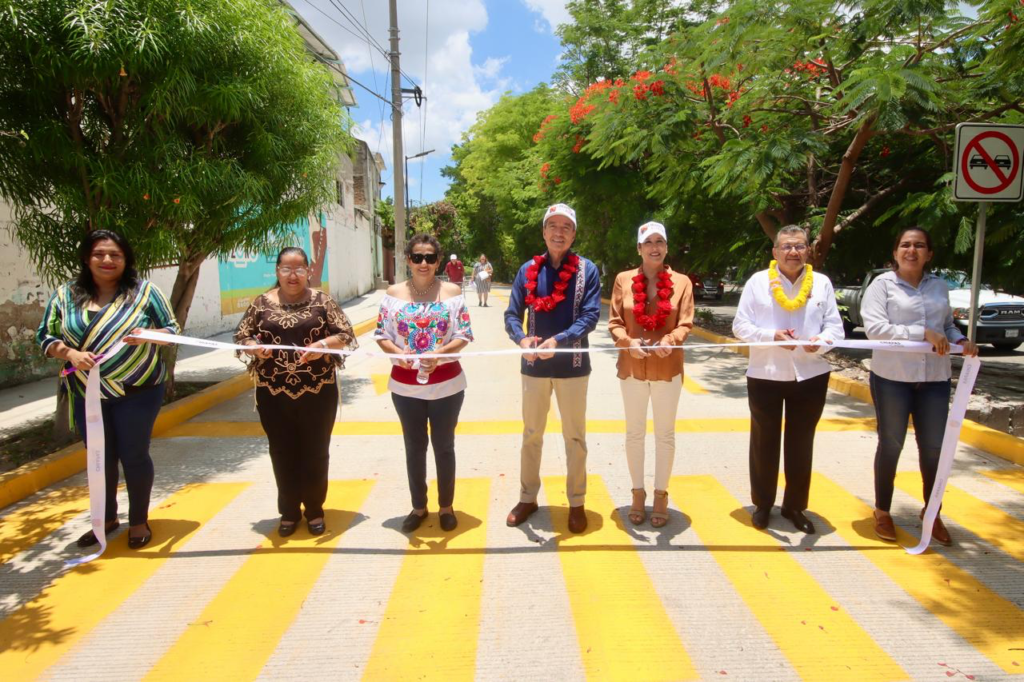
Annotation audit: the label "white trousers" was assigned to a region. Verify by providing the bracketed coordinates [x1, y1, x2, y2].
[619, 375, 682, 491]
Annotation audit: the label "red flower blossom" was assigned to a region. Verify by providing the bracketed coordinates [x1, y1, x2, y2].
[634, 83, 649, 100]
[715, 16, 730, 25]
[632, 70, 653, 82]
[608, 89, 620, 104]
[554, 177, 562, 184]
[760, 124, 769, 133]
[742, 115, 753, 128]
[880, 146, 890, 158]
[173, 197, 180, 204]
[540, 162, 550, 179]
[572, 135, 586, 153]
[708, 74, 731, 90]
[650, 80, 665, 97]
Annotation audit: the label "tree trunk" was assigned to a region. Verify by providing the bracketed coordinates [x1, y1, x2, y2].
[811, 114, 877, 267]
[163, 253, 208, 399]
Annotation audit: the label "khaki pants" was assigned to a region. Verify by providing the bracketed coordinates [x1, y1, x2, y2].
[619, 375, 682, 491]
[520, 375, 589, 506]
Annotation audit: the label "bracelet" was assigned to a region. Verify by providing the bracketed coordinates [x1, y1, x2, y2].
[320, 339, 328, 349]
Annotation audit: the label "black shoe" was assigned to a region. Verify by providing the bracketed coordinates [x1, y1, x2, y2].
[781, 507, 816, 534]
[307, 519, 326, 536]
[278, 520, 298, 537]
[439, 511, 458, 531]
[401, 510, 427, 533]
[128, 523, 152, 550]
[77, 520, 120, 548]
[751, 506, 771, 530]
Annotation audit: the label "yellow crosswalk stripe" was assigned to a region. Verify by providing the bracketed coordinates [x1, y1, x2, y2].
[0, 482, 247, 680]
[160, 418, 876, 439]
[362, 477, 491, 681]
[895, 471, 1024, 564]
[671, 475, 908, 680]
[544, 475, 698, 681]
[0, 485, 89, 565]
[980, 468, 1024, 496]
[683, 375, 708, 394]
[144, 480, 375, 681]
[812, 473, 1024, 674]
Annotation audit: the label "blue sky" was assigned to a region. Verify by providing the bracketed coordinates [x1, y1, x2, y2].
[287, 0, 569, 205]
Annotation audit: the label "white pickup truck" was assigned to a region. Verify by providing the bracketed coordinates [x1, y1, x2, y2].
[834, 269, 1024, 351]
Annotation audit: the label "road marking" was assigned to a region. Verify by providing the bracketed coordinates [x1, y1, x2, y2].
[160, 418, 878, 439]
[671, 475, 907, 680]
[812, 473, 1024, 674]
[0, 485, 90, 564]
[362, 478, 491, 681]
[544, 475, 698, 681]
[0, 482, 247, 680]
[895, 472, 1024, 564]
[683, 375, 708, 394]
[371, 373, 390, 396]
[143, 480, 374, 681]
[979, 468, 1024, 495]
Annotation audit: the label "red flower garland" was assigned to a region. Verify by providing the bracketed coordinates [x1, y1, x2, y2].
[524, 253, 580, 312]
[632, 268, 674, 331]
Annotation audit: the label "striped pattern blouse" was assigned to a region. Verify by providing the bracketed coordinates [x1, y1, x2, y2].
[37, 280, 180, 402]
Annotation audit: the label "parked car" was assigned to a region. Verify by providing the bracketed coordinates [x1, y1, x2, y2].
[835, 269, 1024, 350]
[687, 272, 725, 300]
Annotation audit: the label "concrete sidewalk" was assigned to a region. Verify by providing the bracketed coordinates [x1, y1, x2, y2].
[0, 288, 387, 442]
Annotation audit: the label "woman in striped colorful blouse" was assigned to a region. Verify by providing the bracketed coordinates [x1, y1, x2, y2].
[37, 230, 179, 550]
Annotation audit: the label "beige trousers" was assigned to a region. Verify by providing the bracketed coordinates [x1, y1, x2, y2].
[619, 375, 682, 491]
[520, 375, 589, 506]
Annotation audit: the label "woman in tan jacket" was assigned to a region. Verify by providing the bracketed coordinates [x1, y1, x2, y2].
[608, 222, 694, 527]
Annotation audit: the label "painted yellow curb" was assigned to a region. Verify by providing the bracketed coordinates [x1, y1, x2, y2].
[1, 311, 382, 511]
[687, 323, 1024, 466]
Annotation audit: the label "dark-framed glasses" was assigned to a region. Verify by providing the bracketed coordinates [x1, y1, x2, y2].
[410, 253, 439, 264]
[777, 244, 808, 253]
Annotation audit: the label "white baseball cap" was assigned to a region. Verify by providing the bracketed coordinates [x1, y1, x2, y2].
[542, 203, 577, 229]
[450, 253, 457, 261]
[637, 221, 668, 244]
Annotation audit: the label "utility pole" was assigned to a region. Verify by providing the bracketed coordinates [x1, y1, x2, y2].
[389, 0, 406, 281]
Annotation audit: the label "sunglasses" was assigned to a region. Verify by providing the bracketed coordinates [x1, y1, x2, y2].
[409, 253, 439, 264]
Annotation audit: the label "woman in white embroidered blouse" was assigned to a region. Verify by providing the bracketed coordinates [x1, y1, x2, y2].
[861, 227, 978, 546]
[374, 234, 473, 533]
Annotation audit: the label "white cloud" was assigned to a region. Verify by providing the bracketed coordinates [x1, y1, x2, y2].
[520, 0, 571, 32]
[290, 0, 504, 176]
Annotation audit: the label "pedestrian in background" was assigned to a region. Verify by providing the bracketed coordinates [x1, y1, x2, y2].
[37, 229, 179, 550]
[861, 226, 978, 545]
[445, 253, 464, 292]
[608, 222, 694, 527]
[472, 254, 493, 307]
[235, 247, 356, 538]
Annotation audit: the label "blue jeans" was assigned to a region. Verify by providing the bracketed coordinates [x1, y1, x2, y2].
[869, 372, 950, 512]
[73, 383, 165, 526]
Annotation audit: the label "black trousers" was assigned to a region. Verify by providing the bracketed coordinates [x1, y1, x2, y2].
[256, 383, 338, 522]
[73, 383, 164, 526]
[392, 391, 465, 510]
[746, 372, 830, 512]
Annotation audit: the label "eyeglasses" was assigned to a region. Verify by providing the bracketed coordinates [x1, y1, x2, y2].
[277, 266, 309, 276]
[409, 253, 439, 264]
[777, 243, 808, 253]
[90, 252, 125, 262]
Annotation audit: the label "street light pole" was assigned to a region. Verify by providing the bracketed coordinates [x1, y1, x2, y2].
[404, 149, 435, 235]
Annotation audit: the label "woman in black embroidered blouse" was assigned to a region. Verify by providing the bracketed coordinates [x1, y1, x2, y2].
[235, 247, 356, 537]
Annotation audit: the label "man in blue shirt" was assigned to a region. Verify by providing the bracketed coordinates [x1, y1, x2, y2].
[503, 203, 602, 533]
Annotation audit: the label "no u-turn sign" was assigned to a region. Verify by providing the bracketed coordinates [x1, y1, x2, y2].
[953, 123, 1024, 202]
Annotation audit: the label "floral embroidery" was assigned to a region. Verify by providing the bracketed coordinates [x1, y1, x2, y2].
[374, 295, 474, 355]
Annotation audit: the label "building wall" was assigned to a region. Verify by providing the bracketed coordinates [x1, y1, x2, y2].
[0, 144, 382, 386]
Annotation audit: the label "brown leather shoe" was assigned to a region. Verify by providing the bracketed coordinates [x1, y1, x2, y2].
[921, 508, 952, 546]
[567, 505, 588, 534]
[873, 509, 896, 542]
[506, 501, 538, 527]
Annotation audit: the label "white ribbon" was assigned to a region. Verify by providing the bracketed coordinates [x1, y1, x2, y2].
[67, 330, 974, 561]
[67, 341, 125, 566]
[907, 355, 981, 555]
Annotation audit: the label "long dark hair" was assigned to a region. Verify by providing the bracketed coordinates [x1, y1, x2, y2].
[276, 246, 309, 266]
[73, 230, 139, 306]
[891, 226, 934, 271]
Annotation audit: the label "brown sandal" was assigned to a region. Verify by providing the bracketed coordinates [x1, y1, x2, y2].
[628, 489, 646, 525]
[650, 490, 670, 528]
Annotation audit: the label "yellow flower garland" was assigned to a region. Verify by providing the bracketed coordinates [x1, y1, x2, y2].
[768, 260, 813, 311]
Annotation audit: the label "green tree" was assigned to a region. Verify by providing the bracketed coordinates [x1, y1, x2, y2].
[0, 0, 352, 330]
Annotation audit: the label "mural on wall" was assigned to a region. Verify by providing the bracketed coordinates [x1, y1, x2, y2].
[218, 213, 330, 315]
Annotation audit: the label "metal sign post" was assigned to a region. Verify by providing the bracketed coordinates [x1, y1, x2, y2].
[966, 202, 987, 343]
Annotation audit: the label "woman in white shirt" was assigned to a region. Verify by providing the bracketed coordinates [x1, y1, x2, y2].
[861, 227, 978, 546]
[374, 234, 474, 533]
[472, 254, 493, 307]
[732, 225, 844, 534]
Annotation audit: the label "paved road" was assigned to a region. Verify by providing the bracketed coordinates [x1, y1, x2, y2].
[1, 289, 1023, 680]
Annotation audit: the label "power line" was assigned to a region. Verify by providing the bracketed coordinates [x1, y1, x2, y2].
[305, 0, 389, 61]
[311, 53, 392, 106]
[325, 0, 418, 88]
[359, 0, 387, 156]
